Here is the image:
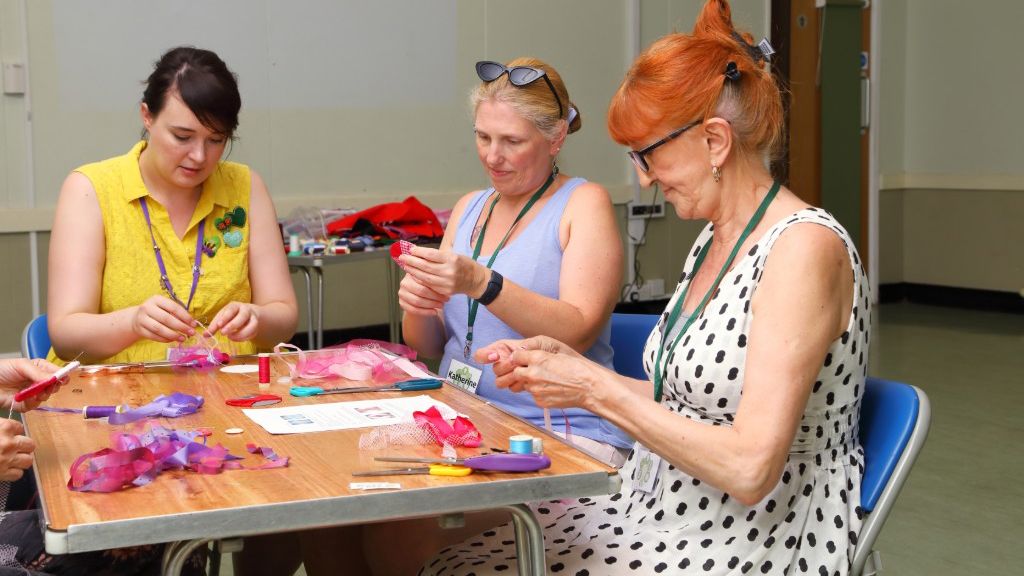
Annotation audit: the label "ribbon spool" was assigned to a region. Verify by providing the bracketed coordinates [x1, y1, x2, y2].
[509, 435, 535, 455]
[258, 353, 271, 387]
[83, 405, 126, 419]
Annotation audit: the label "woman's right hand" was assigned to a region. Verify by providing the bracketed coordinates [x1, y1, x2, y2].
[132, 295, 196, 343]
[397, 274, 450, 316]
[0, 419, 35, 481]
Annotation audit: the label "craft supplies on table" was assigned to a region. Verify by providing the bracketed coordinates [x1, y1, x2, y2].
[375, 452, 551, 473]
[289, 377, 442, 397]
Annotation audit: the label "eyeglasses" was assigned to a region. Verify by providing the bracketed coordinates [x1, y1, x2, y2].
[627, 120, 702, 173]
[475, 61, 564, 119]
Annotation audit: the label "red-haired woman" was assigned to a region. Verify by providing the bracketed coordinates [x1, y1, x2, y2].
[422, 1, 870, 574]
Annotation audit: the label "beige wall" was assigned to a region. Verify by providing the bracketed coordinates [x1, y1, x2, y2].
[877, 0, 1024, 293]
[1, 0, 1021, 352]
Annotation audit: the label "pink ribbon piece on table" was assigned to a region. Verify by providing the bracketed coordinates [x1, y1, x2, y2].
[413, 406, 482, 448]
[68, 425, 289, 493]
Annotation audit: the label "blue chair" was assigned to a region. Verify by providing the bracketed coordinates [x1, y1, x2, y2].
[854, 377, 931, 575]
[609, 313, 659, 379]
[21, 314, 50, 359]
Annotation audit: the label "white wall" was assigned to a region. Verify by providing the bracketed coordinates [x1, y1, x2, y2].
[1, 0, 634, 230]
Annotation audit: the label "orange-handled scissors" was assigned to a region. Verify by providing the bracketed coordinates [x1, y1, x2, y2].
[351, 464, 472, 477]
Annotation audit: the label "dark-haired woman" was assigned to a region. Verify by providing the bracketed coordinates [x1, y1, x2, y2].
[422, 1, 869, 574]
[48, 46, 296, 364]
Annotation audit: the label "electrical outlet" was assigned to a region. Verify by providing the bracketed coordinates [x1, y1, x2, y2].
[639, 279, 665, 301]
[627, 200, 665, 220]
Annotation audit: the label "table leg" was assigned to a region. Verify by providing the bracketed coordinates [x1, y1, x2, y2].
[291, 266, 315, 350]
[162, 538, 214, 576]
[502, 503, 546, 576]
[386, 258, 400, 343]
[314, 267, 324, 349]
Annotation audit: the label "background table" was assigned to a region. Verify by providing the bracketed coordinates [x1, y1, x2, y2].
[24, 359, 619, 575]
[288, 250, 402, 349]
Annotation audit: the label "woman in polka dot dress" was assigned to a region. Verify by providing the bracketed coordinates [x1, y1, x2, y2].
[421, 1, 870, 574]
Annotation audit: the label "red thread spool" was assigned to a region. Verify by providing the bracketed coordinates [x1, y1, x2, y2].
[258, 353, 271, 384]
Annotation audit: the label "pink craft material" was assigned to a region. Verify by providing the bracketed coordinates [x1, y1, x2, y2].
[413, 405, 482, 448]
[273, 339, 429, 384]
[389, 240, 414, 270]
[168, 346, 230, 369]
[67, 425, 289, 493]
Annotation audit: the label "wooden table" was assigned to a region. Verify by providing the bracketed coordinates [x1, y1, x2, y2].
[23, 359, 620, 575]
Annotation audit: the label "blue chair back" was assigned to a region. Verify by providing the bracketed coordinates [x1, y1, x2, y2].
[854, 377, 930, 575]
[21, 314, 51, 359]
[609, 313, 659, 379]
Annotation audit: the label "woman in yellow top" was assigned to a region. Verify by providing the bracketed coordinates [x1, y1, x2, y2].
[48, 46, 297, 364]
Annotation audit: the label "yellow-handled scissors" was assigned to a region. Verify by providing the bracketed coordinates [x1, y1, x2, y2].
[351, 464, 472, 477]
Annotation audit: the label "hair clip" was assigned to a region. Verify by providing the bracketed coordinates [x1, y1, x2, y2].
[724, 61, 741, 82]
[757, 38, 776, 61]
[567, 106, 578, 124]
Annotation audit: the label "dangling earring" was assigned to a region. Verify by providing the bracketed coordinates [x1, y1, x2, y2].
[712, 165, 722, 183]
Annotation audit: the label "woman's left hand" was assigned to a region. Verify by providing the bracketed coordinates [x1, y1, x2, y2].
[206, 302, 260, 342]
[477, 335, 605, 410]
[400, 246, 487, 298]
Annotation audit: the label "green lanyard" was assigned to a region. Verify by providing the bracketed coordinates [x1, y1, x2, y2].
[464, 170, 557, 359]
[653, 180, 780, 402]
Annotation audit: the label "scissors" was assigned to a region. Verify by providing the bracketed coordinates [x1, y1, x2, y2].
[225, 394, 282, 407]
[351, 464, 473, 477]
[375, 452, 551, 473]
[290, 377, 442, 398]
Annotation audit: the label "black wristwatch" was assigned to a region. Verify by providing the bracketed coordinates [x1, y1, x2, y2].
[476, 269, 504, 306]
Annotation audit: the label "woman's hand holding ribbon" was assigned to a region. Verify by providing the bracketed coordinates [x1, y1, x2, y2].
[132, 295, 196, 343]
[206, 301, 260, 341]
[399, 246, 489, 299]
[475, 336, 604, 410]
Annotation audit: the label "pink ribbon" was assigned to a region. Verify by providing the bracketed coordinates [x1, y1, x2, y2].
[274, 339, 429, 384]
[413, 406, 482, 448]
[68, 425, 288, 493]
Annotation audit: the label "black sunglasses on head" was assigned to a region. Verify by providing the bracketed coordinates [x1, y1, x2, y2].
[627, 120, 703, 173]
[475, 60, 564, 119]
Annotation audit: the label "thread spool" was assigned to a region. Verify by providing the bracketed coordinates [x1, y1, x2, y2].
[258, 353, 271, 386]
[83, 405, 125, 419]
[531, 437, 543, 454]
[288, 234, 301, 256]
[509, 435, 534, 455]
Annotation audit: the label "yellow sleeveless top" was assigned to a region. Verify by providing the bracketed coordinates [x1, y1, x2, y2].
[49, 141, 257, 364]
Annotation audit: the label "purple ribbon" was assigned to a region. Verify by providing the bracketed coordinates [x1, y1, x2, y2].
[107, 392, 204, 425]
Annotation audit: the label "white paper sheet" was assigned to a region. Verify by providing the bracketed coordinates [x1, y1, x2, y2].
[242, 395, 457, 435]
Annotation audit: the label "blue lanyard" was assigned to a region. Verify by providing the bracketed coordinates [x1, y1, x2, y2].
[652, 181, 780, 402]
[464, 170, 557, 359]
[139, 197, 205, 312]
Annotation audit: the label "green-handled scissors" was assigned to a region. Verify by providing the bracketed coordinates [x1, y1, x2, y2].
[290, 377, 442, 398]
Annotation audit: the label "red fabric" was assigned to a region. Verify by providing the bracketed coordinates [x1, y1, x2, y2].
[326, 195, 444, 239]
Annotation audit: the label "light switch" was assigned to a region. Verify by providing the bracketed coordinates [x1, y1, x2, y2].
[3, 62, 26, 95]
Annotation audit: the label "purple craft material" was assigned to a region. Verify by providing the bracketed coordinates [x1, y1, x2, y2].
[84, 405, 120, 419]
[107, 392, 204, 425]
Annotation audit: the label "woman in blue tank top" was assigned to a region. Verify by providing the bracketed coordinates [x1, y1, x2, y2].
[397, 57, 632, 465]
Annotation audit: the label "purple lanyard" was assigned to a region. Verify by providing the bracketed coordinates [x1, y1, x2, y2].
[139, 197, 204, 311]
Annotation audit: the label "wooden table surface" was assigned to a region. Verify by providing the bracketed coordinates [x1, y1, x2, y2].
[23, 357, 618, 555]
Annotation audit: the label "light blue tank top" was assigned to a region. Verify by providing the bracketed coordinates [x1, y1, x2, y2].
[440, 177, 632, 448]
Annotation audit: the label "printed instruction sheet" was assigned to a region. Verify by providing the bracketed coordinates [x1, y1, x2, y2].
[243, 394, 457, 435]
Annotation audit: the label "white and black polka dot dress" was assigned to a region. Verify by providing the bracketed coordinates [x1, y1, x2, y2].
[422, 209, 871, 575]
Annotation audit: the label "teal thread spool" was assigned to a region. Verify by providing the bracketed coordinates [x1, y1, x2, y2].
[509, 435, 534, 454]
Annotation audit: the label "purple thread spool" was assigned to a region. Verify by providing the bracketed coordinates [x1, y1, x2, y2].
[83, 405, 123, 419]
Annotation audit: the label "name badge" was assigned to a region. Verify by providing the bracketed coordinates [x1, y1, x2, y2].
[446, 359, 482, 394]
[632, 443, 663, 495]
